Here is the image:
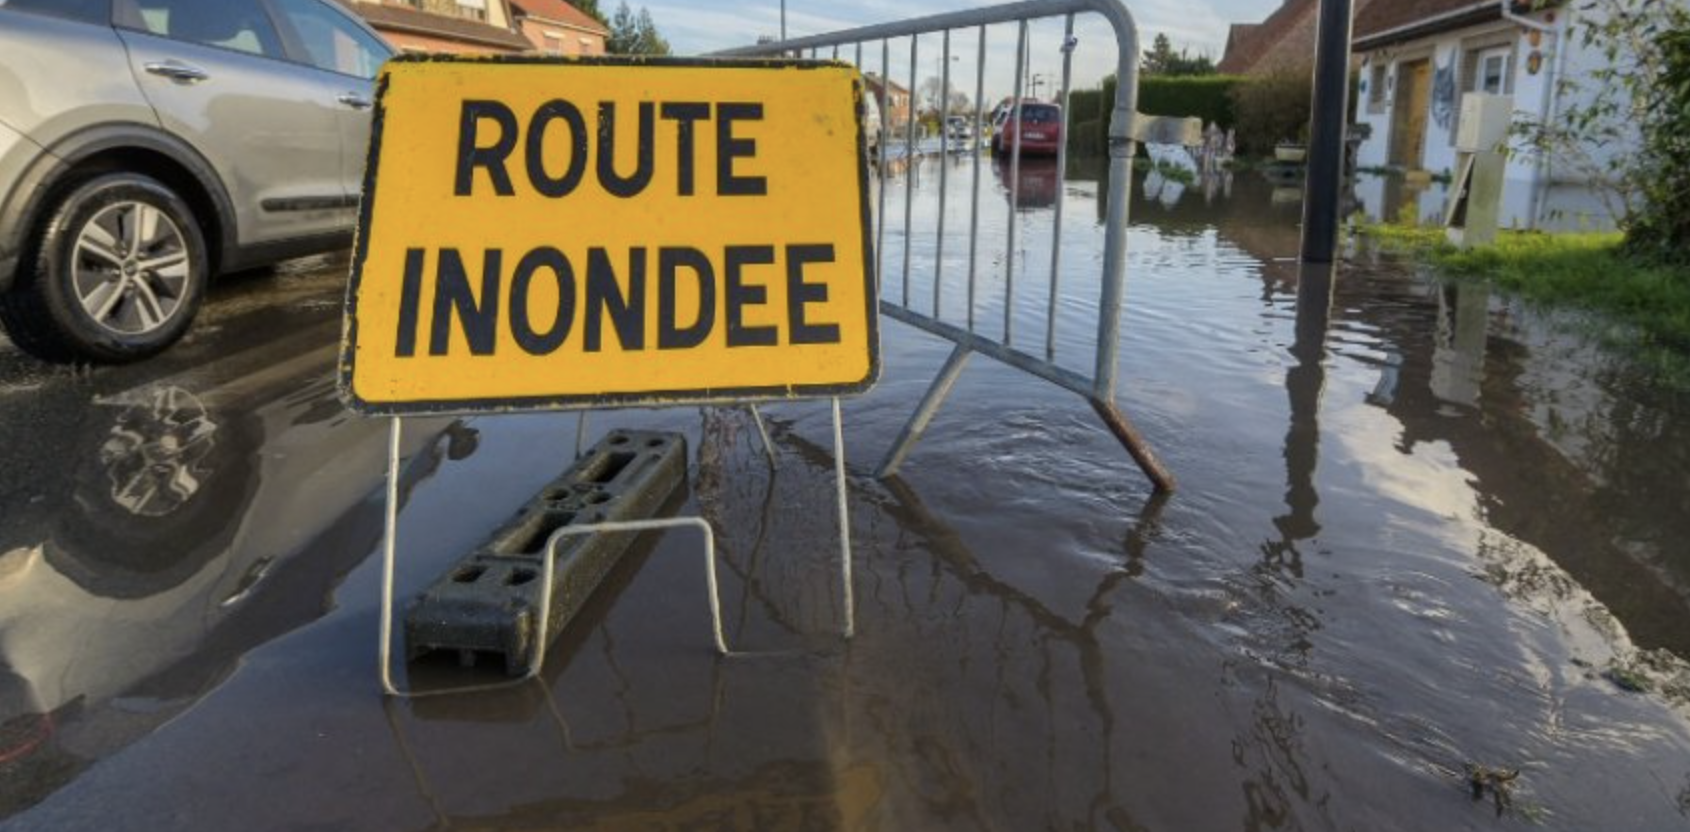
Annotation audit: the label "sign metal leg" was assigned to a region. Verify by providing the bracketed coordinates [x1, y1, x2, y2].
[832, 397, 855, 639]
[379, 416, 404, 697]
[738, 400, 857, 644]
[747, 404, 777, 463]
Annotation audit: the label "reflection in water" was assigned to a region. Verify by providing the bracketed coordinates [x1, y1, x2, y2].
[992, 155, 1058, 211]
[8, 156, 1690, 831]
[98, 386, 217, 517]
[1231, 673, 1330, 832]
[1264, 264, 1335, 575]
[1430, 282, 1489, 408]
[745, 416, 1169, 829]
[1143, 170, 1187, 208]
[1353, 272, 1690, 656]
[382, 403, 1188, 829]
[0, 324, 458, 817]
[1202, 168, 1236, 204]
[1354, 171, 1616, 232]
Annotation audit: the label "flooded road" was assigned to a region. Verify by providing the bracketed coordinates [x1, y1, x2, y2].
[2, 154, 1689, 830]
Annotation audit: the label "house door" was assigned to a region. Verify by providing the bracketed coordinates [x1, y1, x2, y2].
[1391, 59, 1431, 171]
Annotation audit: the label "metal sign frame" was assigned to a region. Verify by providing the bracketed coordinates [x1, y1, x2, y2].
[346, 56, 872, 697]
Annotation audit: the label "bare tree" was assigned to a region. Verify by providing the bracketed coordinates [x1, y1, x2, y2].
[918, 76, 972, 117]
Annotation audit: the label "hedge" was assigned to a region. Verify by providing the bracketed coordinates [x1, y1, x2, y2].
[1137, 76, 1241, 128]
[1065, 75, 1243, 153]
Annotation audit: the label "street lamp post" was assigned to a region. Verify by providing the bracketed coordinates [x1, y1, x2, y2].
[1301, 0, 1356, 264]
[780, 0, 786, 42]
[934, 53, 959, 108]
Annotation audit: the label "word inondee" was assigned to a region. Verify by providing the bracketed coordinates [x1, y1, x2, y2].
[394, 243, 842, 357]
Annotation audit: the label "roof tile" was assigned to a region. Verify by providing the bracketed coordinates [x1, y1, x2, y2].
[1355, 0, 1495, 41]
[351, 2, 534, 52]
[508, 0, 609, 35]
[1216, 0, 1319, 75]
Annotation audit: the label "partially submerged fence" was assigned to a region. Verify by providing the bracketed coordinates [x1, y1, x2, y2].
[716, 0, 1176, 492]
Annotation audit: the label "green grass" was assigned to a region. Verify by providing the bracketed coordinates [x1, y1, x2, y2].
[1355, 224, 1690, 353]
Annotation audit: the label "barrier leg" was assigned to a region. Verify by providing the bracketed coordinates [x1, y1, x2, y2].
[876, 345, 972, 478]
[1090, 397, 1177, 493]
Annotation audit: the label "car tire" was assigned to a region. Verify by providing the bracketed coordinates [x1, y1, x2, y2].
[0, 173, 208, 363]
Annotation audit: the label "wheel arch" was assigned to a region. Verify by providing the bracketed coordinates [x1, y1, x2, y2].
[0, 124, 237, 293]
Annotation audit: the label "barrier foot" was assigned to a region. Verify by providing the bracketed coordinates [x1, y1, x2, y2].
[377, 418, 727, 698]
[1090, 397, 1177, 494]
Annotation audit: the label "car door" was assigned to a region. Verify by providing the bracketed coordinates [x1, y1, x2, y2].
[262, 0, 391, 206]
[114, 0, 351, 246]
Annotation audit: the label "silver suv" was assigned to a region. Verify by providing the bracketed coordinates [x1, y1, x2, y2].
[0, 0, 389, 362]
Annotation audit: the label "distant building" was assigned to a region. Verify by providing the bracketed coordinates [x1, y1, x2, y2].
[1217, 0, 1379, 75]
[863, 74, 911, 130]
[509, 0, 608, 56]
[344, 0, 533, 55]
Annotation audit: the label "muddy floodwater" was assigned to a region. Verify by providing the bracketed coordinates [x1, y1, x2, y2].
[2, 154, 1689, 831]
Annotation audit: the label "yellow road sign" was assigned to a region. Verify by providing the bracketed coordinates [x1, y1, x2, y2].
[340, 56, 878, 415]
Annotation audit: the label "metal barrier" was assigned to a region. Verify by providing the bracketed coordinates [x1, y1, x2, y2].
[716, 0, 1175, 492]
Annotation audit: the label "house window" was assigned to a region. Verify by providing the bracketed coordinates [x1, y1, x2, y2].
[1452, 39, 1515, 143]
[1477, 48, 1512, 95]
[1368, 61, 1388, 114]
[455, 0, 486, 20]
[543, 33, 563, 55]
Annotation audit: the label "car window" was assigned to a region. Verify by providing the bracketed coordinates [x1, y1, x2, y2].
[0, 0, 110, 24]
[269, 0, 389, 80]
[1021, 106, 1060, 124]
[123, 0, 284, 58]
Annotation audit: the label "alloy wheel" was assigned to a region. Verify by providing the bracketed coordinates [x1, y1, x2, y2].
[71, 201, 191, 336]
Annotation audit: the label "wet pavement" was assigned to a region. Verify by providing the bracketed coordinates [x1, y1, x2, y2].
[2, 154, 1689, 830]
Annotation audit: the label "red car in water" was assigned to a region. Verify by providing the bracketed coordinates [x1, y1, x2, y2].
[992, 102, 1064, 157]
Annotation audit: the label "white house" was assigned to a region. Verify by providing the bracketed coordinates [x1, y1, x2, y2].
[1351, 0, 1625, 230]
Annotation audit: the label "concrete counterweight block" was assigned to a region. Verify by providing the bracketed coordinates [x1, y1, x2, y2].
[404, 430, 687, 676]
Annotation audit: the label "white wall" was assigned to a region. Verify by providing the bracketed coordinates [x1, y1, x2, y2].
[1539, 2, 1638, 186]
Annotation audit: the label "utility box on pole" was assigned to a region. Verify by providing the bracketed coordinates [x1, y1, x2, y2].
[1445, 93, 1512, 247]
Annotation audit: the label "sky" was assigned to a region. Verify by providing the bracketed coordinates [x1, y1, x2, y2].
[632, 0, 1282, 101]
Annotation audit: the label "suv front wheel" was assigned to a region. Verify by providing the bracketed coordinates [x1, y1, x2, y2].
[1, 173, 208, 363]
